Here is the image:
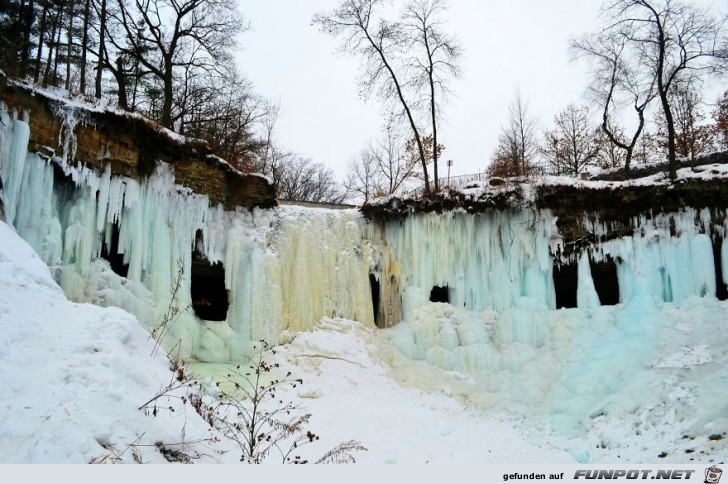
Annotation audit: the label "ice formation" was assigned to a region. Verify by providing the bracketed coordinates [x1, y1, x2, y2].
[370, 209, 728, 437]
[0, 106, 374, 362]
[2, 99, 727, 442]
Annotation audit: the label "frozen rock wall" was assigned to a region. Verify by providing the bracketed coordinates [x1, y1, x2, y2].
[2, 93, 727, 382]
[0, 106, 374, 362]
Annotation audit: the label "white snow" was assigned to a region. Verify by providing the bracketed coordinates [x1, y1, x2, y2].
[0, 221, 235, 463]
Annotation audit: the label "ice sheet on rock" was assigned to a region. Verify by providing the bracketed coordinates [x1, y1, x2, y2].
[0, 106, 374, 363]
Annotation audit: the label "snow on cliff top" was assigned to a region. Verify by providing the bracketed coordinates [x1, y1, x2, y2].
[367, 156, 728, 209]
[2, 75, 271, 183]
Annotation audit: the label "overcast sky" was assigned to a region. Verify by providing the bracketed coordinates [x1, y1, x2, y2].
[236, 0, 726, 181]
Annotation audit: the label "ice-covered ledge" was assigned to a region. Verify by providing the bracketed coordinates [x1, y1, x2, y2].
[0, 72, 275, 211]
[0, 95, 374, 363]
[361, 153, 728, 257]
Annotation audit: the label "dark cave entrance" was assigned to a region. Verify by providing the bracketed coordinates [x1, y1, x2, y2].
[429, 285, 450, 304]
[369, 274, 382, 328]
[553, 261, 578, 309]
[713, 235, 728, 301]
[191, 231, 229, 321]
[100, 222, 129, 278]
[590, 257, 620, 306]
[554, 257, 620, 308]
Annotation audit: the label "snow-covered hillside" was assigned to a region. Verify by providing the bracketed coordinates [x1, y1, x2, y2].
[0, 221, 237, 463]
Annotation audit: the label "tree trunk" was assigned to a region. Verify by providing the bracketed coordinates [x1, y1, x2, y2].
[161, 61, 174, 129]
[43, 6, 61, 87]
[424, 28, 438, 190]
[660, 91, 677, 179]
[429, 79, 438, 190]
[646, 1, 677, 180]
[94, 0, 106, 98]
[65, 0, 75, 93]
[362, 28, 429, 192]
[79, 0, 91, 94]
[34, 0, 48, 83]
[20, 0, 35, 75]
[114, 57, 128, 110]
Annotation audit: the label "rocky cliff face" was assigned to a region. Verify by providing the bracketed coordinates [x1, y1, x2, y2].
[0, 74, 275, 210]
[361, 154, 728, 259]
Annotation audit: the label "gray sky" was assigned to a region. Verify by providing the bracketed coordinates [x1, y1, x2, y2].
[236, 0, 726, 181]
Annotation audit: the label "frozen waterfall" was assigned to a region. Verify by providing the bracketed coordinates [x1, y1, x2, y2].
[2, 101, 728, 438]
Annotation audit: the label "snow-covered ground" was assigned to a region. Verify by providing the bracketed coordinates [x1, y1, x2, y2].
[1, 220, 726, 465]
[0, 221, 237, 463]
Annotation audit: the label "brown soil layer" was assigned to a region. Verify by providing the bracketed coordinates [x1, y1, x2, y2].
[0, 74, 275, 210]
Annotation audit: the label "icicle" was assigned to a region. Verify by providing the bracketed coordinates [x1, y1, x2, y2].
[0, 114, 31, 225]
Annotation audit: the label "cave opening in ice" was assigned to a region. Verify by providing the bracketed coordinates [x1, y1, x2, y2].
[429, 285, 450, 303]
[369, 274, 382, 328]
[100, 222, 129, 278]
[553, 261, 578, 309]
[589, 256, 619, 305]
[191, 230, 229, 322]
[713, 234, 728, 301]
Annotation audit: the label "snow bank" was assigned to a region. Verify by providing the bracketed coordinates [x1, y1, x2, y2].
[0, 221, 235, 463]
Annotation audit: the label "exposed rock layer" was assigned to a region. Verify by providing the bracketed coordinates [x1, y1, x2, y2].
[0, 75, 275, 210]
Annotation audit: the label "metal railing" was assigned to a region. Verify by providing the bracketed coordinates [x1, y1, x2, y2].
[407, 172, 488, 196]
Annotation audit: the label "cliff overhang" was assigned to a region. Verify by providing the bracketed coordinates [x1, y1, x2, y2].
[0, 74, 276, 210]
[361, 153, 728, 257]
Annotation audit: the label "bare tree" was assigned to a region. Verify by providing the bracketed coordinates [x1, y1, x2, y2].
[314, 0, 460, 194]
[654, 80, 715, 162]
[344, 125, 421, 202]
[715, 90, 728, 150]
[376, 125, 421, 194]
[277, 156, 346, 204]
[256, 100, 281, 174]
[0, 0, 33, 77]
[595, 121, 627, 169]
[543, 104, 601, 176]
[490, 88, 540, 177]
[180, 69, 266, 171]
[571, 31, 656, 173]
[313, 0, 430, 191]
[108, 0, 244, 129]
[78, 0, 93, 94]
[401, 0, 461, 190]
[595, 0, 727, 179]
[344, 146, 383, 203]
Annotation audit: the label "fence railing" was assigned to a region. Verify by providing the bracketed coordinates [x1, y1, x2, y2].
[407, 172, 488, 196]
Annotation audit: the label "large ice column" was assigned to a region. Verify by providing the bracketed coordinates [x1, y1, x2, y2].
[266, 207, 374, 333]
[577, 252, 601, 310]
[369, 209, 557, 321]
[0, 109, 31, 225]
[0, 105, 374, 363]
[215, 206, 375, 361]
